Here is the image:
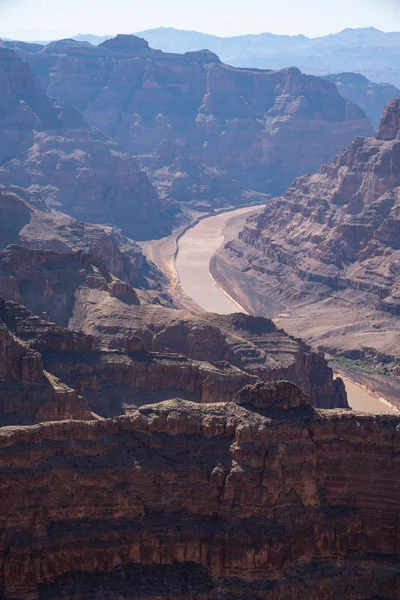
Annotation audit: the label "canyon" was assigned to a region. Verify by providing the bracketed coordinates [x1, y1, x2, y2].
[7, 34, 373, 209]
[215, 98, 400, 407]
[0, 29, 398, 599]
[0, 46, 181, 240]
[323, 72, 400, 130]
[175, 206, 397, 413]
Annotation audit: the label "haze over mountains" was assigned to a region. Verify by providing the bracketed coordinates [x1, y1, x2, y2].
[8, 34, 372, 211]
[71, 27, 400, 87]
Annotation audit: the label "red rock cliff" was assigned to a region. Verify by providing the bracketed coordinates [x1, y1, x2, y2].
[216, 98, 400, 402]
[0, 399, 397, 599]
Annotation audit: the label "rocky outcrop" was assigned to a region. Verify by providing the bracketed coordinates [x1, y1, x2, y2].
[217, 99, 400, 404]
[0, 300, 92, 425]
[0, 186, 169, 294]
[0, 47, 181, 240]
[323, 72, 400, 130]
[0, 400, 398, 599]
[377, 98, 400, 140]
[0, 297, 257, 418]
[0, 245, 347, 409]
[0, 244, 160, 327]
[21, 36, 373, 204]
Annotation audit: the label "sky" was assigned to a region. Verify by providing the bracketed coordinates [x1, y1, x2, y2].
[0, 0, 399, 41]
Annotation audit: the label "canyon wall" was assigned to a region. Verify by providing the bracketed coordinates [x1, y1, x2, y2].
[216, 99, 400, 404]
[19, 35, 373, 208]
[0, 47, 180, 240]
[0, 398, 398, 599]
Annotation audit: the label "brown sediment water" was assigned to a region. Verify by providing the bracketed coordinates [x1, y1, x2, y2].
[176, 206, 257, 314]
[339, 377, 398, 414]
[175, 207, 398, 414]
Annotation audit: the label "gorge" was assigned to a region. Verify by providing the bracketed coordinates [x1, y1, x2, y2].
[0, 28, 398, 600]
[174, 206, 398, 413]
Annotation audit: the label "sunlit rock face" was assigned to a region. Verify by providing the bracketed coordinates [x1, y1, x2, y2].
[0, 46, 181, 240]
[217, 99, 400, 400]
[20, 36, 373, 209]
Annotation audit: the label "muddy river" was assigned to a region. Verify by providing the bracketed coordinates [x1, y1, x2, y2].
[175, 207, 397, 414]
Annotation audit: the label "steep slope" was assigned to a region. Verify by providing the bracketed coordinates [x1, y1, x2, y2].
[0, 46, 181, 240]
[0, 245, 347, 409]
[216, 99, 400, 404]
[0, 300, 93, 425]
[0, 399, 398, 599]
[22, 35, 373, 202]
[323, 72, 400, 129]
[0, 186, 169, 293]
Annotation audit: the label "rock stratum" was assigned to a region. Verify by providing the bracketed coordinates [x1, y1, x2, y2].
[323, 72, 400, 130]
[0, 46, 180, 240]
[0, 31, 399, 600]
[216, 99, 400, 405]
[0, 399, 398, 599]
[17, 35, 373, 207]
[0, 186, 169, 294]
[0, 241, 348, 420]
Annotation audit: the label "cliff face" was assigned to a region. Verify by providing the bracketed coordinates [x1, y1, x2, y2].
[0, 400, 398, 599]
[217, 99, 400, 403]
[0, 301, 93, 425]
[0, 187, 169, 294]
[323, 72, 400, 130]
[22, 36, 373, 205]
[0, 47, 181, 240]
[0, 244, 347, 410]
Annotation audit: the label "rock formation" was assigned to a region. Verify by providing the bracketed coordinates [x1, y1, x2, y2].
[20, 35, 373, 205]
[0, 244, 347, 409]
[0, 186, 169, 293]
[0, 399, 398, 599]
[0, 300, 93, 425]
[216, 99, 400, 405]
[323, 72, 400, 130]
[0, 46, 181, 240]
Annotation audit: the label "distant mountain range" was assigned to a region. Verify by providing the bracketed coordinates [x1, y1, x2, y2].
[71, 27, 400, 87]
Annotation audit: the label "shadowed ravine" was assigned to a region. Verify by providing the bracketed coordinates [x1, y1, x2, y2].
[175, 207, 397, 413]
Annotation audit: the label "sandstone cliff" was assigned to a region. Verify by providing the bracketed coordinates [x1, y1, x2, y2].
[0, 244, 347, 409]
[0, 47, 181, 240]
[21, 36, 373, 205]
[216, 99, 400, 405]
[323, 72, 400, 130]
[0, 399, 397, 599]
[0, 186, 169, 294]
[0, 299, 93, 425]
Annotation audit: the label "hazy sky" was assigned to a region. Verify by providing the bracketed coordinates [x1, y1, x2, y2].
[0, 0, 399, 40]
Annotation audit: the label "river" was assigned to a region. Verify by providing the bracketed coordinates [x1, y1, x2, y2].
[175, 207, 397, 414]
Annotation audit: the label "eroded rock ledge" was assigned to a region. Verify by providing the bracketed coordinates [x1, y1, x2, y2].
[0, 399, 398, 599]
[215, 98, 400, 402]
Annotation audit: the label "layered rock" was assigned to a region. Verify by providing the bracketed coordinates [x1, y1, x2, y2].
[0, 400, 398, 598]
[21, 36, 373, 204]
[0, 186, 169, 294]
[217, 99, 400, 404]
[0, 244, 160, 327]
[0, 300, 92, 425]
[323, 72, 400, 130]
[0, 297, 257, 419]
[0, 245, 347, 409]
[0, 47, 181, 240]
